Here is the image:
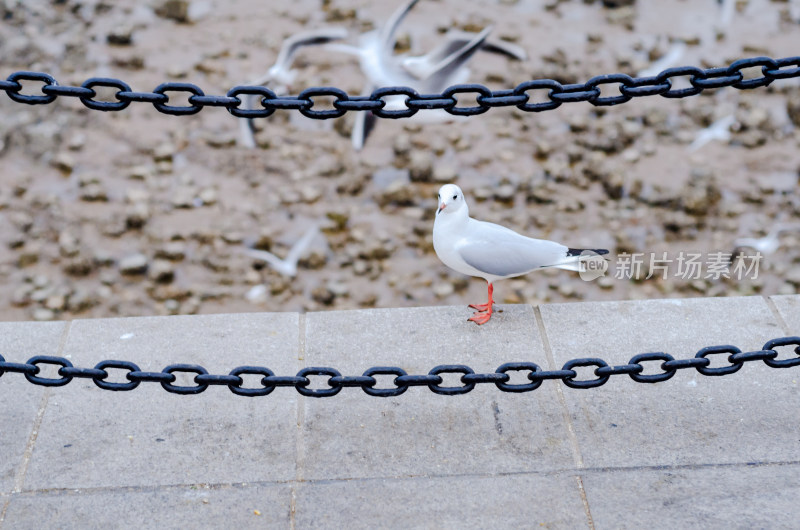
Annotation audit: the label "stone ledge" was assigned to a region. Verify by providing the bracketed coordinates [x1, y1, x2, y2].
[0, 295, 798, 528]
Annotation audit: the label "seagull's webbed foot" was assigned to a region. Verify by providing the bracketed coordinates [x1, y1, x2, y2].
[467, 282, 494, 325]
[468, 310, 492, 325]
[468, 302, 492, 312]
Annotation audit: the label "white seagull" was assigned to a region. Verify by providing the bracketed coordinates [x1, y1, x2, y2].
[734, 220, 800, 255]
[689, 113, 735, 152]
[238, 28, 348, 148]
[433, 184, 608, 325]
[241, 224, 320, 277]
[324, 0, 527, 149]
[239, 0, 526, 150]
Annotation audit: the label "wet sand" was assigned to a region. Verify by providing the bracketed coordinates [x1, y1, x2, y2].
[0, 0, 798, 321]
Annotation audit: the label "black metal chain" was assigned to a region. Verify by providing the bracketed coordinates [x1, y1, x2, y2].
[1, 56, 798, 119]
[1, 336, 798, 397]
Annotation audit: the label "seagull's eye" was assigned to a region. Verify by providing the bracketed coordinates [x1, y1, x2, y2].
[452, 194, 457, 200]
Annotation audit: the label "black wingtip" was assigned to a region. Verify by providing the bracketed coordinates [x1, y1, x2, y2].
[567, 248, 610, 256]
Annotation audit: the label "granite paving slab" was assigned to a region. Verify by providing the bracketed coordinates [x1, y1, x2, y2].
[300, 305, 577, 480]
[582, 462, 800, 529]
[0, 322, 68, 495]
[769, 294, 800, 333]
[22, 313, 301, 490]
[538, 296, 798, 469]
[295, 473, 589, 529]
[3, 482, 292, 530]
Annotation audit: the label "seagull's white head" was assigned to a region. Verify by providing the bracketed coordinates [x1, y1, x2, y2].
[437, 183, 467, 217]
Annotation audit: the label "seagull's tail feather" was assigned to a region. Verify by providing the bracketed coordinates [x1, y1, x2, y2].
[566, 248, 609, 257]
[547, 248, 609, 272]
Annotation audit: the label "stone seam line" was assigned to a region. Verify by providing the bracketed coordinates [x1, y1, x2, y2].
[0, 321, 72, 527]
[766, 296, 791, 335]
[290, 313, 308, 530]
[534, 305, 595, 530]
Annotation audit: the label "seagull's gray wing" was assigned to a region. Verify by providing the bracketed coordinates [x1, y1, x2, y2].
[248, 28, 349, 86]
[241, 248, 295, 277]
[424, 26, 492, 88]
[480, 37, 527, 61]
[285, 225, 320, 264]
[401, 40, 469, 80]
[241, 28, 347, 148]
[457, 220, 569, 278]
[274, 27, 349, 72]
[402, 32, 526, 81]
[379, 0, 420, 57]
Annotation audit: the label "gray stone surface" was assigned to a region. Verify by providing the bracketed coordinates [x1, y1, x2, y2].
[3, 482, 292, 530]
[301, 305, 577, 481]
[2, 297, 800, 528]
[770, 294, 800, 333]
[538, 296, 798, 469]
[0, 322, 67, 494]
[22, 313, 301, 490]
[295, 473, 589, 528]
[583, 463, 800, 529]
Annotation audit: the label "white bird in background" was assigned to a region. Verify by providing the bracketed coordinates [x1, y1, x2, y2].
[791, 0, 800, 23]
[638, 40, 687, 78]
[717, 0, 736, 36]
[239, 0, 527, 150]
[241, 224, 320, 277]
[326, 0, 526, 149]
[734, 220, 800, 255]
[432, 184, 608, 325]
[238, 28, 348, 148]
[689, 113, 735, 151]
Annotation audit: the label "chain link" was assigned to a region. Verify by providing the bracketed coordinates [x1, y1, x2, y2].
[2, 337, 798, 398]
[1, 56, 796, 118]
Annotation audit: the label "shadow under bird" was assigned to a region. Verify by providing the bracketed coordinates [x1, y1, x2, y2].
[433, 184, 608, 325]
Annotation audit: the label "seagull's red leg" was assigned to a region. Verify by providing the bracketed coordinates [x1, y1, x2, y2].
[469, 282, 494, 312]
[468, 283, 494, 325]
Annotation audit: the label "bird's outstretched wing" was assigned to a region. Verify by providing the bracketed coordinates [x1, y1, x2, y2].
[241, 248, 296, 277]
[250, 27, 349, 86]
[241, 224, 320, 277]
[479, 37, 527, 61]
[424, 26, 492, 88]
[379, 0, 420, 57]
[402, 31, 527, 80]
[285, 225, 320, 264]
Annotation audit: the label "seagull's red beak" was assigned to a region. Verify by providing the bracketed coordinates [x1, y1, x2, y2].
[438, 202, 446, 213]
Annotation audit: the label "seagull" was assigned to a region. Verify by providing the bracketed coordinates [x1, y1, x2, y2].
[238, 28, 348, 148]
[238, 1, 526, 150]
[433, 184, 608, 325]
[241, 224, 320, 277]
[239, 0, 527, 151]
[324, 0, 527, 149]
[716, 0, 736, 36]
[689, 113, 735, 151]
[734, 220, 800, 255]
[637, 40, 686, 78]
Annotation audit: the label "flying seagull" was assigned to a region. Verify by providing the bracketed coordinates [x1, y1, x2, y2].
[238, 28, 348, 148]
[326, 0, 526, 149]
[241, 224, 320, 277]
[239, 0, 527, 150]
